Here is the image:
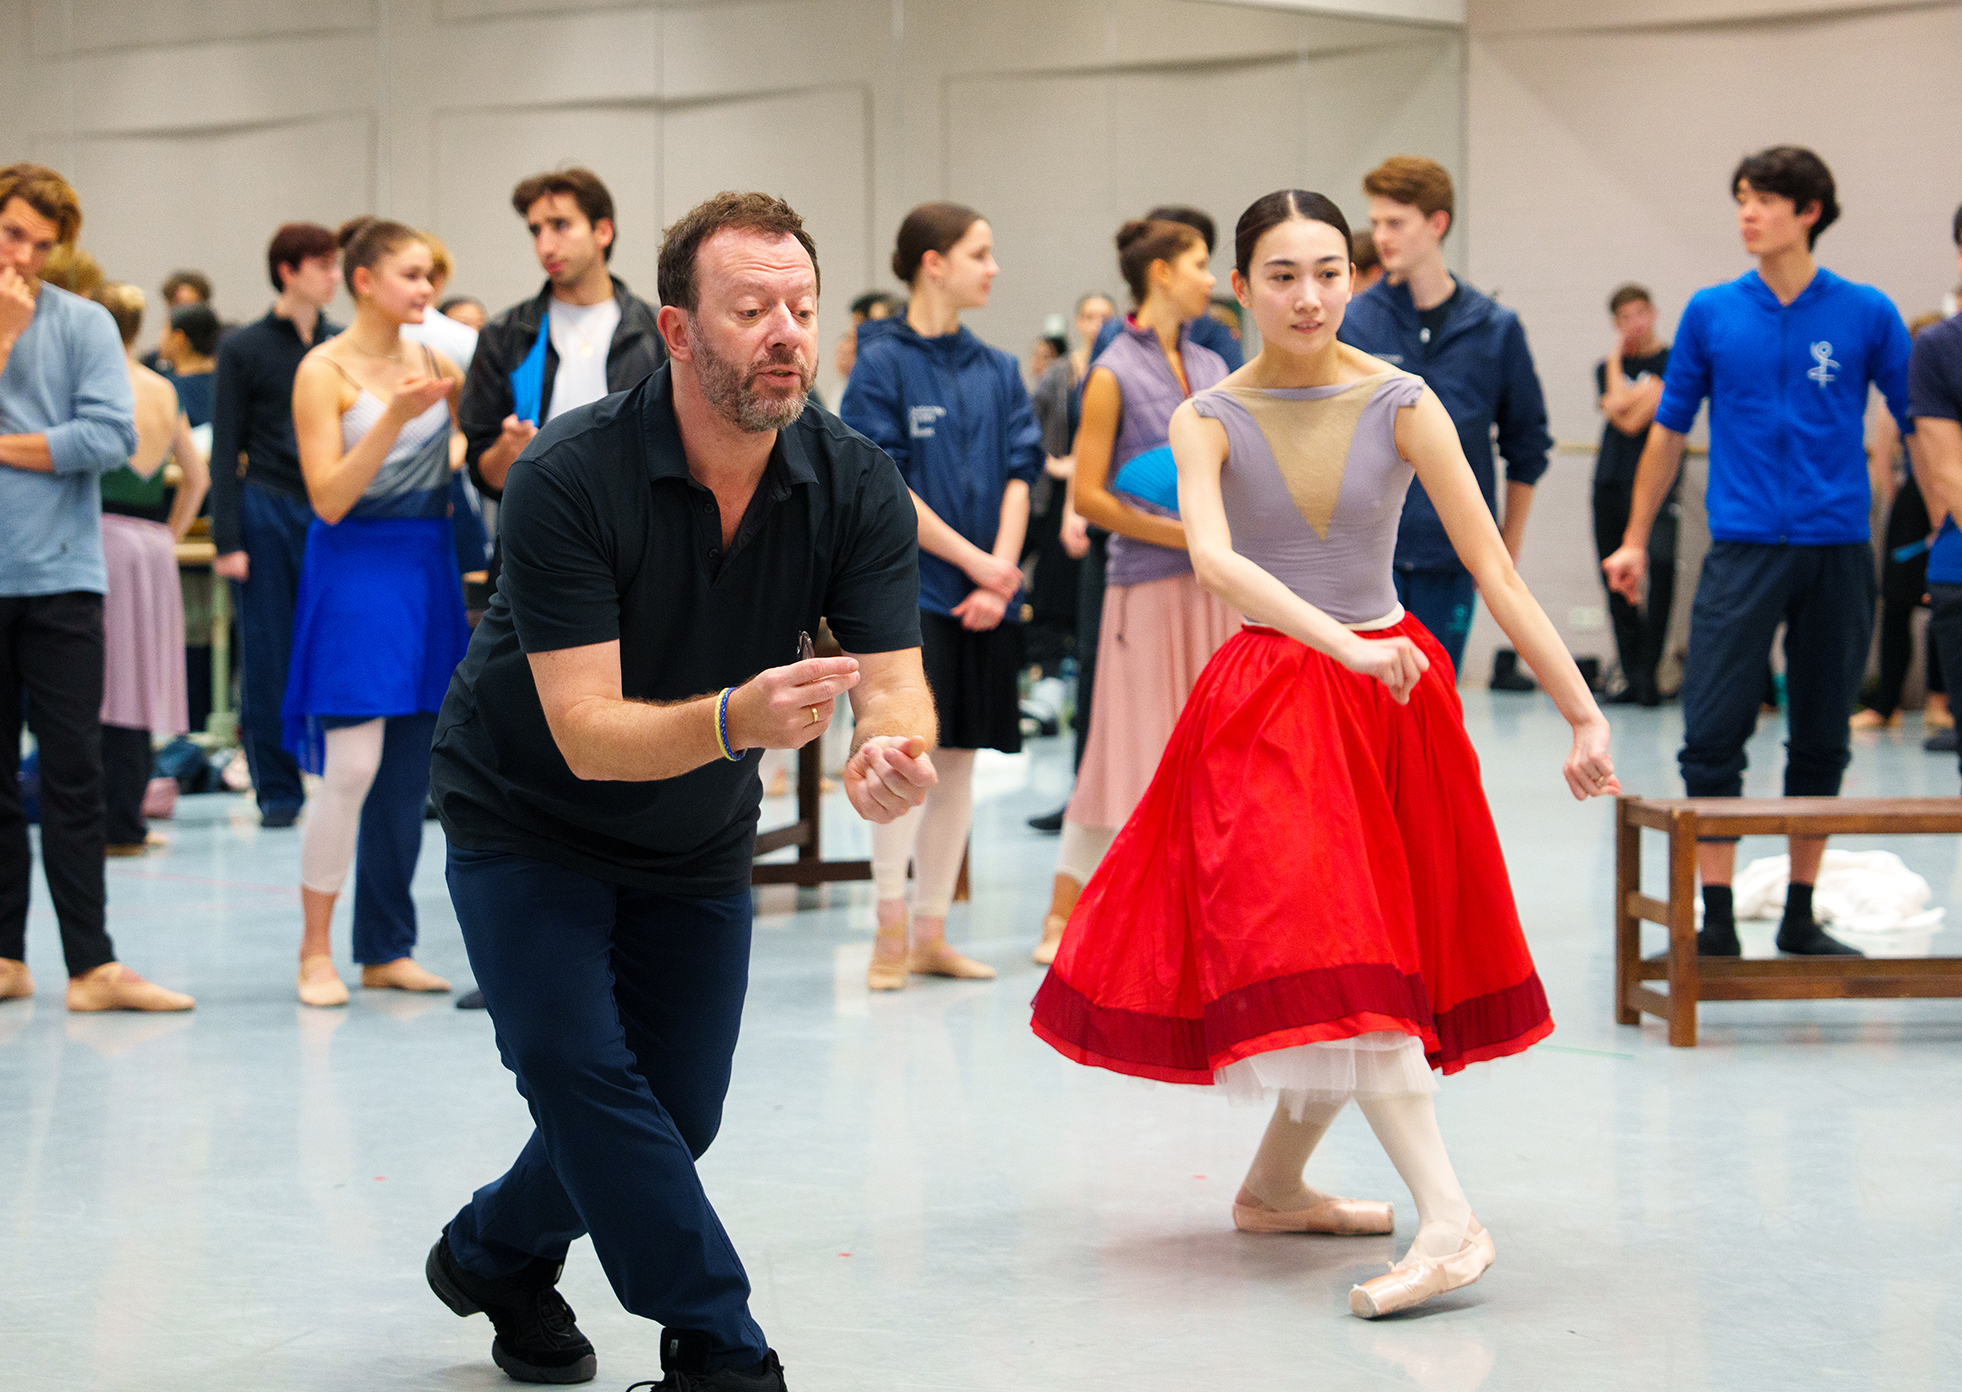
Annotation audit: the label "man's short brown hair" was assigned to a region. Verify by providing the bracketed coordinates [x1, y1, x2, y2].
[657, 192, 820, 315]
[0, 162, 83, 245]
[1608, 283, 1652, 315]
[161, 269, 212, 304]
[266, 222, 337, 292]
[511, 167, 616, 262]
[1362, 156, 1455, 238]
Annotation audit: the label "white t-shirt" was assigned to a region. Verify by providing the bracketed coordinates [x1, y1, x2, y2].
[401, 308, 479, 373]
[547, 296, 621, 420]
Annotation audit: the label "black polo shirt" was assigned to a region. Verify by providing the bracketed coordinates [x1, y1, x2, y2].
[431, 366, 921, 896]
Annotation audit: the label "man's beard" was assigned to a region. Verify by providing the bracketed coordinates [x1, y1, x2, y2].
[696, 333, 813, 433]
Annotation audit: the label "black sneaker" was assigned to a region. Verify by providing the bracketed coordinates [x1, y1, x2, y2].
[1026, 805, 1066, 833]
[625, 1332, 787, 1390]
[456, 988, 488, 1011]
[426, 1230, 598, 1384]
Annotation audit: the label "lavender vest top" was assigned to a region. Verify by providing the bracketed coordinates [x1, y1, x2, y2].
[1095, 319, 1229, 586]
[1190, 370, 1427, 624]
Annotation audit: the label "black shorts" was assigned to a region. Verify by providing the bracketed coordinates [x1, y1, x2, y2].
[919, 609, 1024, 753]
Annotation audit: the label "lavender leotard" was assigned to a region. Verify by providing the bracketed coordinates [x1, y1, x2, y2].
[1189, 370, 1428, 625]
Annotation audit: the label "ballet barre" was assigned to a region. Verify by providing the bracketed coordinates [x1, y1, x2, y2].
[1614, 795, 1962, 1047]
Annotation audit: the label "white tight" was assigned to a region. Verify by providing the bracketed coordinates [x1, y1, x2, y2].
[869, 747, 976, 918]
[1055, 821, 1116, 887]
[298, 719, 385, 896]
[1246, 1093, 1474, 1261]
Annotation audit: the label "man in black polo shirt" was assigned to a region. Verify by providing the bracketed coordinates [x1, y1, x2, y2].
[207, 223, 340, 826]
[424, 193, 936, 1392]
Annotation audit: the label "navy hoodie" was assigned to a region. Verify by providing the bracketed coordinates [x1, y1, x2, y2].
[840, 317, 1043, 618]
[1655, 267, 1911, 546]
[1338, 278, 1551, 572]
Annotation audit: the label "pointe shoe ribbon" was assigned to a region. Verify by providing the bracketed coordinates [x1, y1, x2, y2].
[65, 962, 195, 1013]
[1349, 1220, 1494, 1319]
[0, 957, 34, 1001]
[907, 942, 996, 980]
[298, 955, 350, 1008]
[1233, 1196, 1394, 1236]
[361, 959, 451, 993]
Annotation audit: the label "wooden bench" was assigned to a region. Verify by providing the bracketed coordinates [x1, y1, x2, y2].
[1615, 795, 1962, 1046]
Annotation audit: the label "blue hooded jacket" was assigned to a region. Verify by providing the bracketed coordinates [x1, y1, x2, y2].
[840, 317, 1043, 619]
[1655, 267, 1911, 546]
[1337, 278, 1551, 572]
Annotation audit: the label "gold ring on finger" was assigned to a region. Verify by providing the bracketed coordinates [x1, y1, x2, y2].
[809, 706, 821, 724]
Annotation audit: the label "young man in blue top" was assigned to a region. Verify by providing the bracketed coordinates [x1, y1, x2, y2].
[1338, 155, 1552, 675]
[0, 163, 193, 1013]
[1604, 146, 1913, 958]
[1911, 203, 1962, 784]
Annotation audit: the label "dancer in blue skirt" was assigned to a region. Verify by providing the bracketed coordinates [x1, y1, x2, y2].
[286, 217, 471, 1006]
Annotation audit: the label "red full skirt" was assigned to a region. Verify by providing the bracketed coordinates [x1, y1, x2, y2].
[1031, 619, 1552, 1085]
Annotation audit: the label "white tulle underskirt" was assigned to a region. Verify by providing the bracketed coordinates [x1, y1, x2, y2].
[1213, 1031, 1437, 1118]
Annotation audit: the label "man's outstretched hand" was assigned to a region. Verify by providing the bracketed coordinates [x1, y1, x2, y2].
[844, 735, 936, 824]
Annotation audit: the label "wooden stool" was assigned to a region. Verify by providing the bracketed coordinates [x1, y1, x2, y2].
[1615, 795, 1962, 1046]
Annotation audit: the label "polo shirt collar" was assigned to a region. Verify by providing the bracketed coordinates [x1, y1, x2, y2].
[640, 363, 820, 491]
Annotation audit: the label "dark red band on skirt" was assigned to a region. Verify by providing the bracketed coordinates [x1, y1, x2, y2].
[1033, 960, 1552, 1084]
[1431, 972, 1554, 1073]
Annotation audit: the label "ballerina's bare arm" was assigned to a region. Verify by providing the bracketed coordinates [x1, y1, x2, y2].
[1393, 389, 1620, 800]
[1168, 402, 1429, 706]
[1074, 367, 1192, 553]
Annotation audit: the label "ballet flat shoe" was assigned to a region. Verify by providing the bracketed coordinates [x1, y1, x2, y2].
[1349, 1220, 1495, 1319]
[1032, 914, 1067, 966]
[0, 958, 34, 1001]
[1233, 1196, 1395, 1236]
[66, 962, 194, 1013]
[867, 926, 909, 991]
[298, 956, 350, 1008]
[361, 959, 452, 993]
[908, 942, 997, 980]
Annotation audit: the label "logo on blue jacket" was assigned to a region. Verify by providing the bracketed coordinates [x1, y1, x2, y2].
[1807, 341, 1838, 387]
[909, 405, 946, 438]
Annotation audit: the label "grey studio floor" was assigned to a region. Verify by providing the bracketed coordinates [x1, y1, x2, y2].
[5, 696, 1962, 1392]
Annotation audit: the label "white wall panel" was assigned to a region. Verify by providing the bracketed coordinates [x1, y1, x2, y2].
[58, 112, 376, 325]
[27, 0, 374, 56]
[431, 104, 661, 314]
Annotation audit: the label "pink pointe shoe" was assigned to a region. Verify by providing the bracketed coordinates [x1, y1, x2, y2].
[1349, 1219, 1496, 1318]
[1233, 1191, 1395, 1236]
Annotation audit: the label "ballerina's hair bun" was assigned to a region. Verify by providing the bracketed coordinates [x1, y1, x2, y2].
[891, 202, 982, 286]
[335, 215, 425, 296]
[1116, 218, 1203, 306]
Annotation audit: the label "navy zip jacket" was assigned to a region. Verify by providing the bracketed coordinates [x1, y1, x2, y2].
[840, 317, 1043, 619]
[1338, 278, 1550, 572]
[1654, 267, 1911, 546]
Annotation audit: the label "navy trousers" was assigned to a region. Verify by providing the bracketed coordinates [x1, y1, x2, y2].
[1679, 542, 1873, 817]
[1394, 565, 1477, 677]
[234, 483, 314, 816]
[347, 711, 437, 966]
[443, 846, 768, 1370]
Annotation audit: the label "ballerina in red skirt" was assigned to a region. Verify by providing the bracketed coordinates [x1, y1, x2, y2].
[1030, 189, 1620, 1319]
